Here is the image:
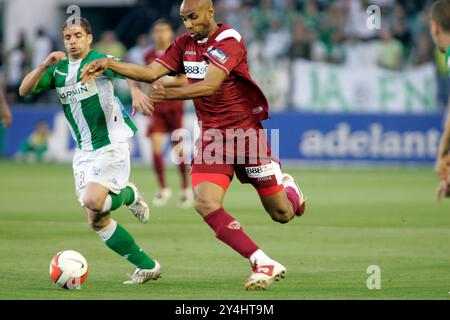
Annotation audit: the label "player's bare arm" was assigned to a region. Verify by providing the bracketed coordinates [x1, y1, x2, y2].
[435, 106, 450, 177]
[144, 75, 188, 108]
[435, 104, 450, 202]
[154, 74, 188, 88]
[81, 58, 170, 84]
[0, 87, 12, 128]
[149, 63, 226, 101]
[19, 51, 67, 96]
[127, 79, 154, 116]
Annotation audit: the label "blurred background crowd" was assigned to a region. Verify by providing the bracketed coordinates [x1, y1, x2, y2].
[1, 0, 448, 109]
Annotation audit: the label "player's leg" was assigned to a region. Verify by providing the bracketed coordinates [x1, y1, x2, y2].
[18, 141, 34, 161]
[81, 172, 149, 223]
[74, 144, 157, 284]
[83, 205, 161, 284]
[35, 144, 47, 162]
[259, 171, 306, 222]
[257, 175, 306, 224]
[258, 189, 296, 223]
[171, 138, 192, 208]
[102, 142, 150, 222]
[237, 160, 306, 223]
[193, 176, 260, 261]
[169, 108, 192, 208]
[82, 181, 134, 212]
[233, 158, 308, 289]
[192, 170, 283, 290]
[150, 132, 172, 206]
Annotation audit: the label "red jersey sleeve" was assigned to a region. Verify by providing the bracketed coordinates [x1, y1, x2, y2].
[204, 36, 245, 75]
[155, 37, 184, 73]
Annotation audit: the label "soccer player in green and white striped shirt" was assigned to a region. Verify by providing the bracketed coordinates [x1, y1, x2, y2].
[429, 0, 450, 200]
[19, 17, 161, 284]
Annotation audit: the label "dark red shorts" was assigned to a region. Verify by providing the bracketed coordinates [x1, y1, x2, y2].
[147, 107, 183, 135]
[190, 127, 284, 196]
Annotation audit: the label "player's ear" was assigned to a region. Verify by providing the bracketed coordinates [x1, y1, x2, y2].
[87, 33, 93, 46]
[207, 6, 214, 20]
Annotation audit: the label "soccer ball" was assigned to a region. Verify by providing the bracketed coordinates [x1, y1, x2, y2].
[49, 250, 89, 289]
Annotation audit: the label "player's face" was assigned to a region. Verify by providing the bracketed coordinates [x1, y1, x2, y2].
[152, 24, 174, 48]
[429, 19, 447, 53]
[62, 26, 93, 59]
[180, 1, 214, 40]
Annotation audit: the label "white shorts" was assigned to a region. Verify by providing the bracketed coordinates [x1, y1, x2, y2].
[72, 142, 131, 205]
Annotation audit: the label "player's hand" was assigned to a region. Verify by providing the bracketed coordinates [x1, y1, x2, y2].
[130, 87, 154, 116]
[42, 51, 67, 69]
[436, 176, 450, 202]
[148, 83, 166, 102]
[1, 105, 12, 128]
[80, 58, 110, 84]
[435, 155, 450, 180]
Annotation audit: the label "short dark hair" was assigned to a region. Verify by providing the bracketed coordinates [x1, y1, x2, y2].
[62, 17, 92, 35]
[152, 18, 173, 31]
[430, 0, 450, 32]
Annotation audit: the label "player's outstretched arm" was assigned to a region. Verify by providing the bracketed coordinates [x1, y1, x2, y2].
[19, 51, 66, 97]
[81, 58, 171, 84]
[149, 64, 226, 101]
[155, 74, 188, 88]
[435, 108, 450, 179]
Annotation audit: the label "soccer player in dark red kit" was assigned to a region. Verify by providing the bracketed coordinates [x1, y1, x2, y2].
[144, 19, 192, 208]
[82, 0, 306, 290]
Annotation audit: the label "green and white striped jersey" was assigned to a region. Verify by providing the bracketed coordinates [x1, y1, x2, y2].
[33, 50, 136, 151]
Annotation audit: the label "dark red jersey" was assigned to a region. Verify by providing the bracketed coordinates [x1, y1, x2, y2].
[155, 24, 269, 132]
[144, 48, 183, 112]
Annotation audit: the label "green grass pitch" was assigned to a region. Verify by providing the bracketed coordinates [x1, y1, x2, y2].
[0, 160, 449, 299]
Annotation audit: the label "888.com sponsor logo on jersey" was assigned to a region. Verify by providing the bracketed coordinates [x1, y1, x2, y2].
[183, 61, 209, 79]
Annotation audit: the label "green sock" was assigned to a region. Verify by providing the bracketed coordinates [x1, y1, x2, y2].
[105, 223, 155, 269]
[109, 187, 135, 210]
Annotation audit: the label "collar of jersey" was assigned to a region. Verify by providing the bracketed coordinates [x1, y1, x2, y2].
[69, 58, 82, 65]
[196, 24, 225, 44]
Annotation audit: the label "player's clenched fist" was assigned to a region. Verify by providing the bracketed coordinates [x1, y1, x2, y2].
[43, 51, 67, 68]
[80, 57, 110, 83]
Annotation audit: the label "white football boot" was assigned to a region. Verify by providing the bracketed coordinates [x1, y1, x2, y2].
[123, 260, 162, 284]
[178, 188, 194, 209]
[127, 182, 150, 223]
[152, 188, 172, 207]
[281, 173, 307, 216]
[244, 260, 286, 291]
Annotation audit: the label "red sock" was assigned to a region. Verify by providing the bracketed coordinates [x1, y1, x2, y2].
[153, 153, 166, 189]
[204, 208, 259, 258]
[285, 187, 299, 213]
[178, 162, 188, 190]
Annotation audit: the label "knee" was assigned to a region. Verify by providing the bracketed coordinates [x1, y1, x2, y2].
[87, 213, 110, 231]
[271, 213, 290, 224]
[269, 208, 292, 224]
[83, 195, 105, 212]
[194, 196, 221, 216]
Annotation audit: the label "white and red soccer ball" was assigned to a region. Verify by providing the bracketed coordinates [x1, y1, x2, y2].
[49, 250, 88, 289]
